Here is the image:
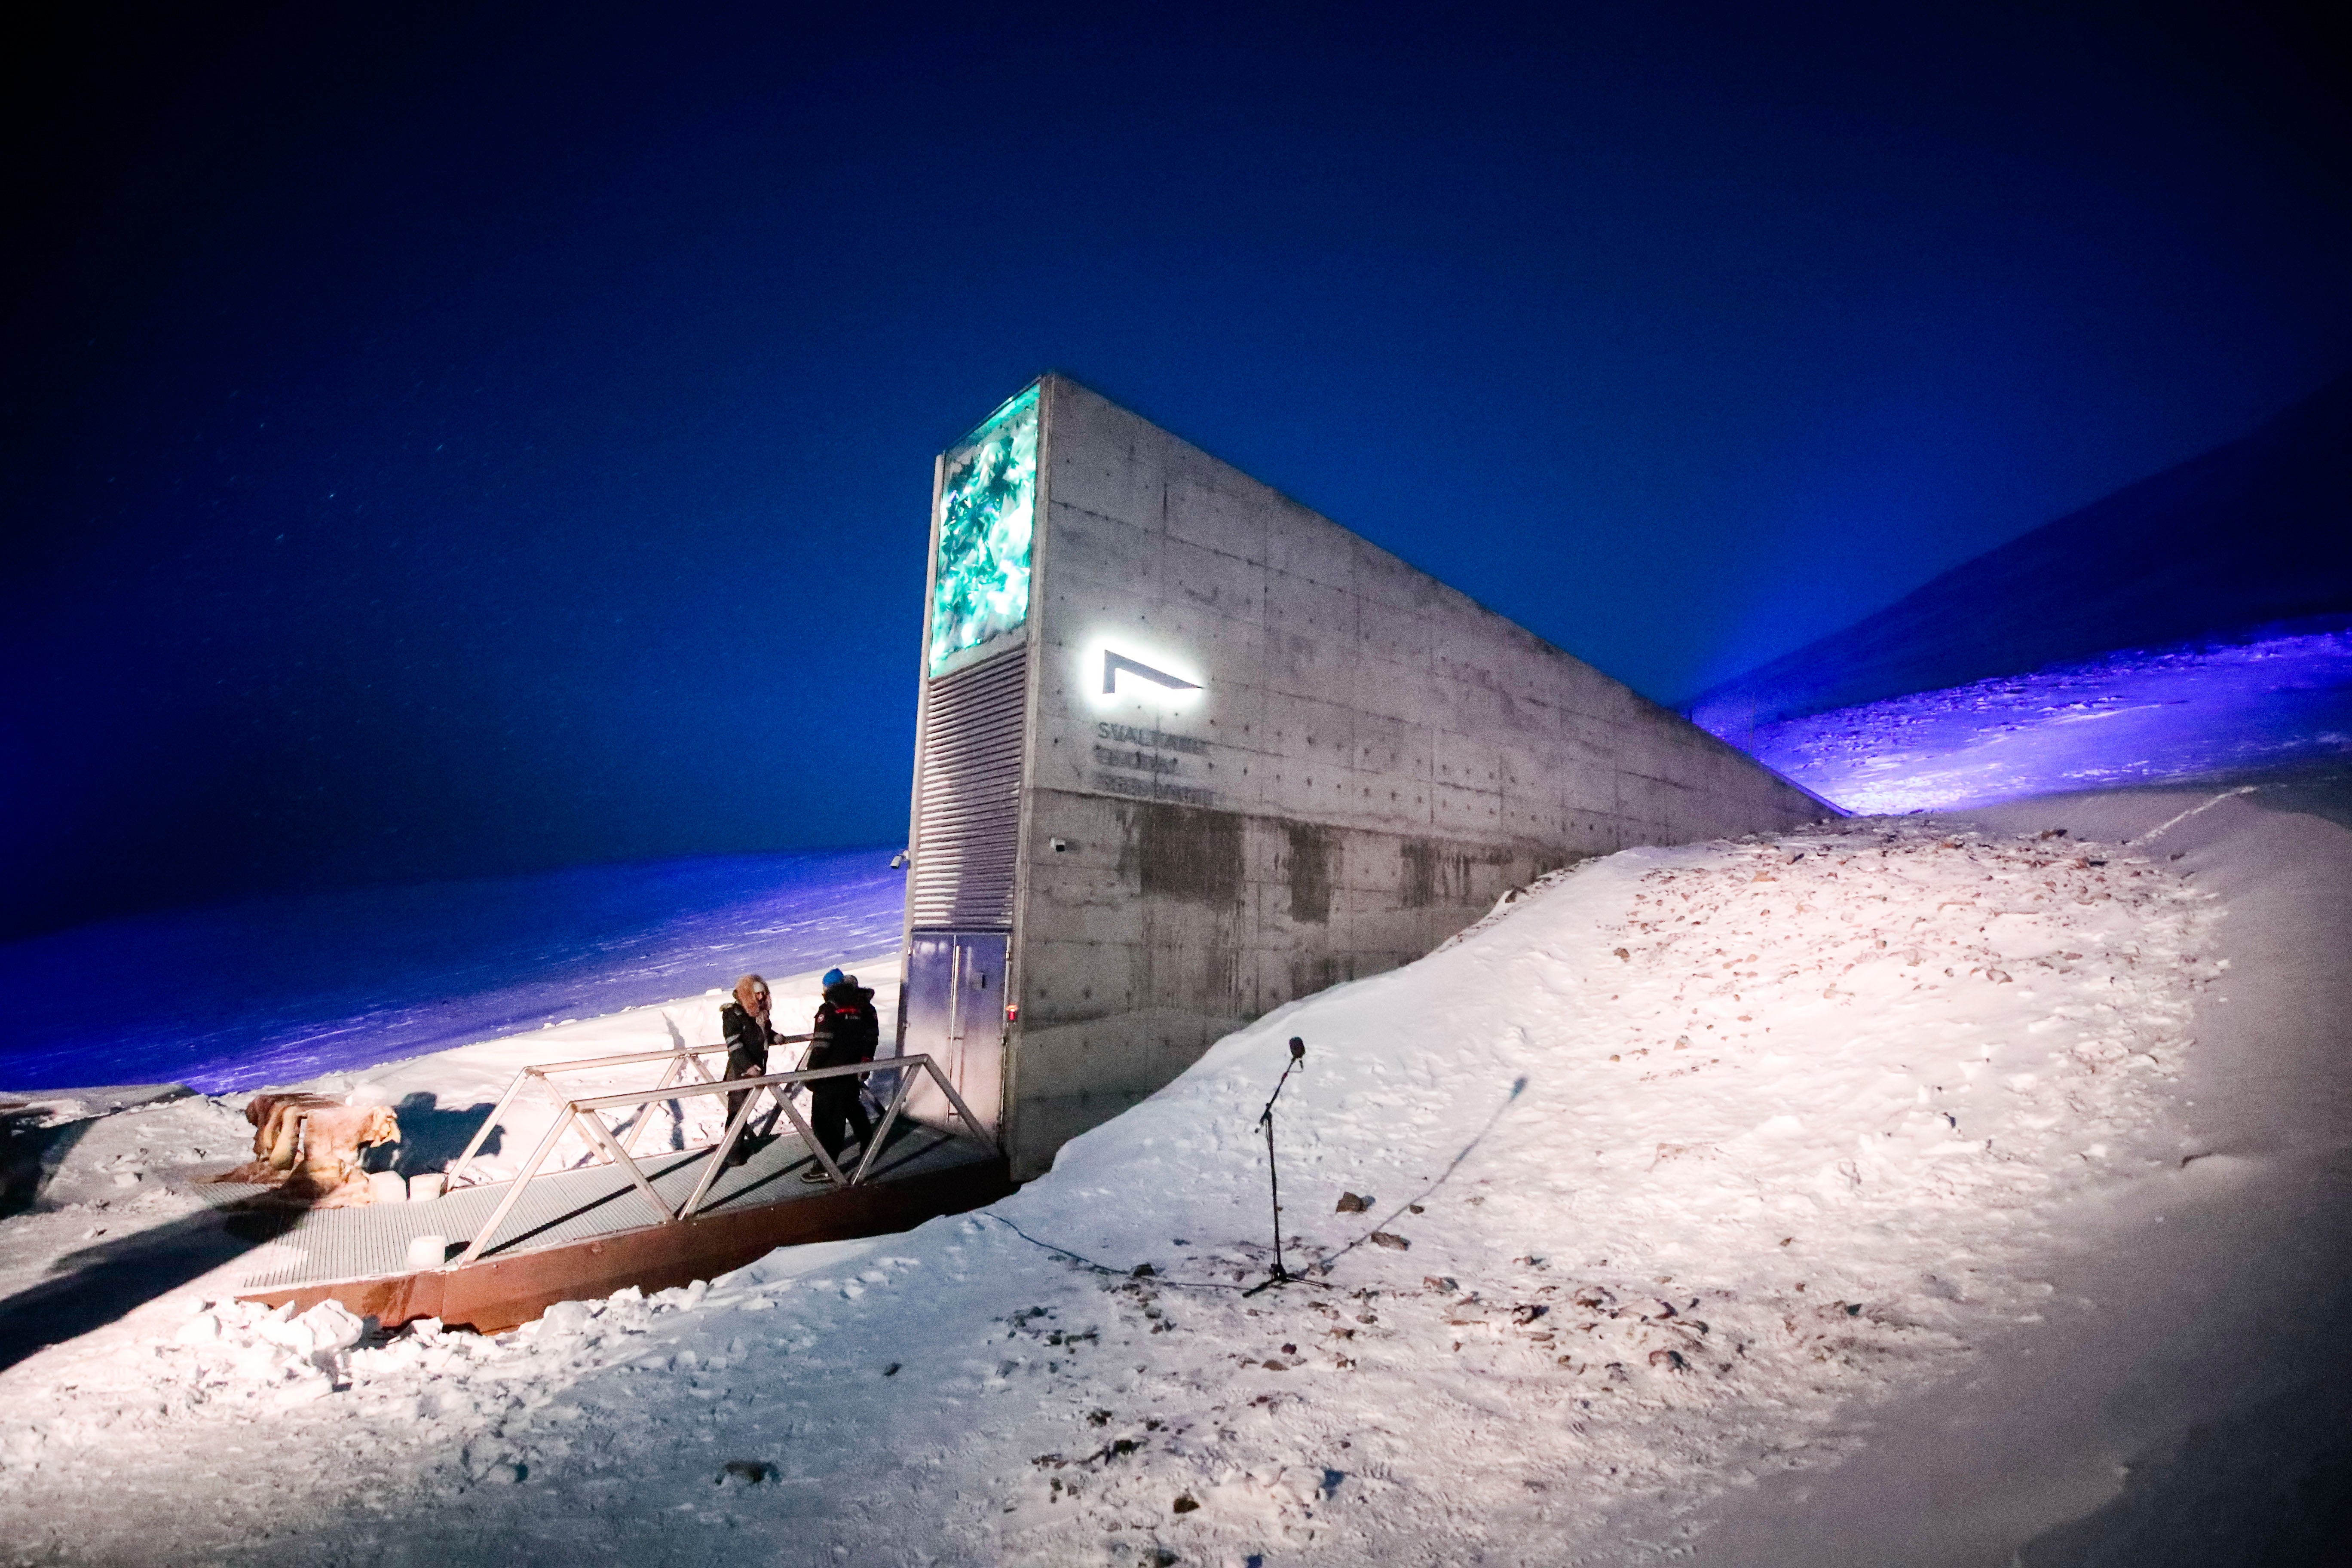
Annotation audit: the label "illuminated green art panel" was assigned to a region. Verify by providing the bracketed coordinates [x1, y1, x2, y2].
[928, 385, 1039, 676]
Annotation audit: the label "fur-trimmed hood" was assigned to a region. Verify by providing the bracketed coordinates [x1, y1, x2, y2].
[732, 972, 772, 1019]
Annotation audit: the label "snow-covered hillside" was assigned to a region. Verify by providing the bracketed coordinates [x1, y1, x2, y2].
[1, 805, 2246, 1565]
[1708, 628, 2352, 814]
[0, 848, 902, 1094]
[1687, 370, 2352, 729]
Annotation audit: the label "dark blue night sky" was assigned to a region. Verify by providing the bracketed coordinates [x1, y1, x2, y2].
[6, 2, 2349, 940]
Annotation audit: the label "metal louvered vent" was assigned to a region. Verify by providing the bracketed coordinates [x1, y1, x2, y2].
[909, 647, 1028, 928]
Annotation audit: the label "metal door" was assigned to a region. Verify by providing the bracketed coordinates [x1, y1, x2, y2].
[899, 931, 1007, 1138]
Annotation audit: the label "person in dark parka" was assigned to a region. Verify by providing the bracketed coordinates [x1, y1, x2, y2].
[801, 968, 878, 1180]
[719, 973, 778, 1167]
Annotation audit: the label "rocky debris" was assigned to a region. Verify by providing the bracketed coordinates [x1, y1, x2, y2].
[1334, 1191, 1372, 1213]
[1368, 1231, 1410, 1250]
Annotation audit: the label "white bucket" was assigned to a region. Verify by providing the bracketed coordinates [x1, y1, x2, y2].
[406, 1234, 450, 1270]
[408, 1172, 447, 1202]
[368, 1170, 407, 1204]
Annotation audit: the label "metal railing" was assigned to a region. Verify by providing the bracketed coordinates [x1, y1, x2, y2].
[439, 1043, 996, 1269]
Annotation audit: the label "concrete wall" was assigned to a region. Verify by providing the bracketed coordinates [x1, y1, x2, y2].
[991, 377, 1827, 1175]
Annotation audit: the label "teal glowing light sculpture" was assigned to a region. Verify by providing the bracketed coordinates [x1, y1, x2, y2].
[928, 386, 1039, 676]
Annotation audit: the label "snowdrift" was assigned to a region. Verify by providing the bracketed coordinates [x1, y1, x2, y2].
[0, 809, 2227, 1566]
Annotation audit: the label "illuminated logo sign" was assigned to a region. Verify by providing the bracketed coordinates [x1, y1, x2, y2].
[1081, 635, 1204, 715]
[927, 387, 1038, 677]
[1082, 640, 1210, 802]
[1101, 650, 1202, 696]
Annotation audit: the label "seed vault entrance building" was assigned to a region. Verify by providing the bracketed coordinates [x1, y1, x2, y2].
[896, 376, 1827, 1179]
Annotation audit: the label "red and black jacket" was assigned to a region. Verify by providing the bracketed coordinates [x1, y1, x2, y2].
[808, 983, 879, 1069]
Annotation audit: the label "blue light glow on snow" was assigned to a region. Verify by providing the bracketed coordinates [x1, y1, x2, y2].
[927, 386, 1038, 676]
[1706, 629, 2352, 813]
[18, 631, 2344, 1096]
[0, 849, 904, 1093]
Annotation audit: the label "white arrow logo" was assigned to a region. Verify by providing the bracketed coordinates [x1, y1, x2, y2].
[1102, 650, 1202, 695]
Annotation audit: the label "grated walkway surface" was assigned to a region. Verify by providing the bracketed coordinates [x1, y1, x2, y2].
[198, 1122, 992, 1291]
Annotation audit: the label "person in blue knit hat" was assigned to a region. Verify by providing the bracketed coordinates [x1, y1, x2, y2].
[802, 967, 878, 1180]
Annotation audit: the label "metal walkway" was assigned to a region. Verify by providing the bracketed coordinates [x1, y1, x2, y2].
[203, 1121, 994, 1293]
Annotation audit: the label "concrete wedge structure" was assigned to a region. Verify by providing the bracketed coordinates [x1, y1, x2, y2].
[897, 376, 1832, 1178]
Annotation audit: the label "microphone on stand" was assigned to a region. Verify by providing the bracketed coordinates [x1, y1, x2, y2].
[1244, 1037, 1309, 1297]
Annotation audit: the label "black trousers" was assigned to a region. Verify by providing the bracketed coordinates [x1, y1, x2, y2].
[723, 1047, 767, 1143]
[809, 1077, 873, 1161]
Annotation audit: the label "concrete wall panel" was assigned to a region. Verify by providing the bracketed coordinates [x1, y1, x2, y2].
[1163, 472, 1271, 567]
[1262, 503, 1356, 588]
[1162, 536, 1265, 622]
[911, 377, 1831, 1177]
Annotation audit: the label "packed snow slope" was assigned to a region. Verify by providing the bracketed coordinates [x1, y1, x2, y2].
[1600, 777, 2352, 1567]
[1688, 367, 2352, 728]
[12, 794, 2305, 1567]
[1710, 626, 2352, 815]
[0, 848, 902, 1094]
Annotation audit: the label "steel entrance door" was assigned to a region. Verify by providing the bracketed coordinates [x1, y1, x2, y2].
[899, 931, 1007, 1138]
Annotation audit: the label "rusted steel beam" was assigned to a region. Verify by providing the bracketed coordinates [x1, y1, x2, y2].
[238, 1157, 1011, 1335]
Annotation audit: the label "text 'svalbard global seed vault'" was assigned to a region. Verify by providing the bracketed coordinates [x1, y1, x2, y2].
[897, 377, 1829, 1179]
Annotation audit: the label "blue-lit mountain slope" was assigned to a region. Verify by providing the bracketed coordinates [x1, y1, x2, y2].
[1725, 628, 2352, 814]
[0, 849, 903, 1094]
[1690, 371, 2352, 732]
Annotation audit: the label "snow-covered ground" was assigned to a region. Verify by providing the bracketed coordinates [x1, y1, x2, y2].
[0, 848, 903, 1094]
[0, 957, 899, 1391]
[14, 781, 2339, 1566]
[1703, 628, 2352, 814]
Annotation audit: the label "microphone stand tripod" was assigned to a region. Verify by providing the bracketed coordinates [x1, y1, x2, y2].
[1243, 1038, 1308, 1298]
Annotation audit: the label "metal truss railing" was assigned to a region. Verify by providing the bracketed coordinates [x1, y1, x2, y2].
[440, 1045, 996, 1270]
[446, 1037, 813, 1188]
